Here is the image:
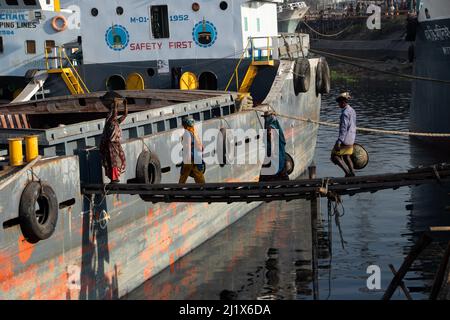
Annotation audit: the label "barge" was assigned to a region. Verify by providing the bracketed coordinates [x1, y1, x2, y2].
[0, 0, 329, 299]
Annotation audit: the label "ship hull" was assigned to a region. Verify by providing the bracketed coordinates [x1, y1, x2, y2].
[0, 58, 321, 299]
[410, 14, 450, 144]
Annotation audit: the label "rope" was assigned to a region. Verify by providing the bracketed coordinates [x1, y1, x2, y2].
[309, 48, 388, 64]
[251, 107, 450, 138]
[302, 20, 354, 38]
[309, 48, 450, 85]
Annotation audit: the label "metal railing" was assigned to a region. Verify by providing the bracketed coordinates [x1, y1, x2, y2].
[44, 46, 90, 93]
[224, 36, 275, 92]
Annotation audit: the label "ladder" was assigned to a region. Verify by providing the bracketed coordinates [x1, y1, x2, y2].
[239, 65, 258, 94]
[45, 46, 90, 95]
[48, 68, 85, 95]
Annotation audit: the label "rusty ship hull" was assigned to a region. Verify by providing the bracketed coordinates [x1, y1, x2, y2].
[0, 56, 322, 299]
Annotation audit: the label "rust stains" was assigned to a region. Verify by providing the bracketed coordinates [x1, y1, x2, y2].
[17, 235, 35, 264]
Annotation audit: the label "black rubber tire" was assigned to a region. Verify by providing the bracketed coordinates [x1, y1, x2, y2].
[217, 128, 228, 167]
[316, 58, 331, 95]
[293, 58, 311, 95]
[19, 182, 58, 243]
[285, 153, 295, 175]
[408, 44, 415, 63]
[136, 150, 162, 201]
[24, 69, 39, 80]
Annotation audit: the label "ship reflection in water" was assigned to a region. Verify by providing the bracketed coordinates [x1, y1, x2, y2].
[125, 66, 450, 300]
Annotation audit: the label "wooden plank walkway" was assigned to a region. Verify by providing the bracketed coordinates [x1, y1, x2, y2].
[82, 163, 450, 203]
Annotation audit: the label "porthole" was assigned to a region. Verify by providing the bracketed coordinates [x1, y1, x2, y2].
[116, 7, 124, 15]
[192, 2, 200, 12]
[220, 1, 228, 11]
[147, 68, 155, 77]
[106, 74, 126, 91]
[91, 8, 98, 17]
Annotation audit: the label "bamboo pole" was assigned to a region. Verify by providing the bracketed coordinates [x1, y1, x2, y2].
[382, 234, 433, 300]
[388, 264, 412, 300]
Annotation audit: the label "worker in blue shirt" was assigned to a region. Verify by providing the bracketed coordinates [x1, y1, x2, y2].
[331, 92, 357, 177]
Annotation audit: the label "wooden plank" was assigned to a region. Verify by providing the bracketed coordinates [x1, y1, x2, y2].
[388, 264, 412, 300]
[430, 227, 450, 232]
[382, 234, 433, 300]
[6, 115, 14, 128]
[0, 115, 7, 128]
[429, 241, 450, 300]
[21, 114, 30, 129]
[13, 115, 22, 129]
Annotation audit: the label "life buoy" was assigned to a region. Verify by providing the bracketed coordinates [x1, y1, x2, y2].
[51, 15, 68, 32]
[136, 150, 162, 201]
[19, 182, 58, 243]
[285, 153, 295, 175]
[293, 58, 311, 95]
[316, 57, 331, 95]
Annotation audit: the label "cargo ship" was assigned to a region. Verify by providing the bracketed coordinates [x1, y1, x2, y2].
[410, 0, 450, 143]
[277, 1, 310, 33]
[0, 0, 81, 104]
[0, 0, 329, 299]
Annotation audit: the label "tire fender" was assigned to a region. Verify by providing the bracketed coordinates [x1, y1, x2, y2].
[217, 128, 228, 167]
[285, 153, 295, 175]
[293, 58, 311, 95]
[316, 58, 331, 95]
[136, 150, 162, 201]
[19, 182, 58, 243]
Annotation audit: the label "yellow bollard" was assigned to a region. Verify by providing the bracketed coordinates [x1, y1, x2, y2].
[25, 135, 39, 162]
[8, 138, 24, 166]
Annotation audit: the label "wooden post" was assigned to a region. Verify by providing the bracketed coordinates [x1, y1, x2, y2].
[429, 240, 450, 300]
[388, 264, 412, 300]
[382, 234, 433, 300]
[309, 164, 319, 299]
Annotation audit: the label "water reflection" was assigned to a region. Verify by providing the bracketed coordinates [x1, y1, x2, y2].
[125, 65, 450, 300]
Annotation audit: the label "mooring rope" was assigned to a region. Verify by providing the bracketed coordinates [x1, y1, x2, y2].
[309, 48, 450, 85]
[251, 107, 450, 138]
[302, 20, 354, 38]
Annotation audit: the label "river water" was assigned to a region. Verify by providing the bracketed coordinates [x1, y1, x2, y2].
[126, 68, 450, 300]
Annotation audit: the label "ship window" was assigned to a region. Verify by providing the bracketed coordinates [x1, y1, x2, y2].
[150, 5, 170, 39]
[220, 2, 228, 11]
[244, 17, 248, 32]
[116, 7, 124, 15]
[91, 8, 99, 17]
[45, 40, 55, 54]
[0, 37, 3, 54]
[257, 18, 261, 32]
[192, 3, 200, 12]
[26, 40, 36, 54]
[24, 0, 37, 5]
[5, 0, 19, 5]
